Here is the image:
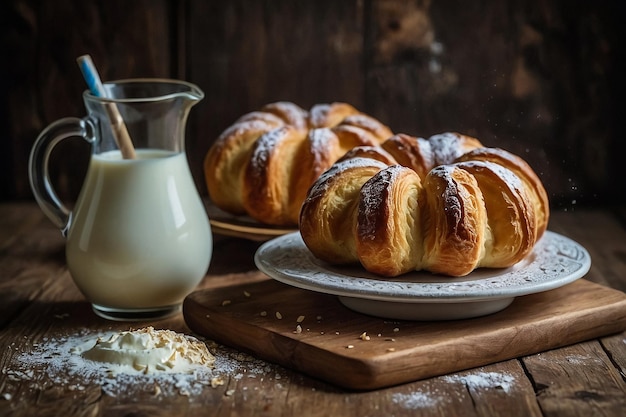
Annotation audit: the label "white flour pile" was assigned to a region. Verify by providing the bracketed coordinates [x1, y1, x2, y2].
[77, 327, 215, 374]
[4, 327, 286, 398]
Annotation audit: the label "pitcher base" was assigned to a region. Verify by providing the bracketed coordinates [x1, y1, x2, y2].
[92, 303, 181, 321]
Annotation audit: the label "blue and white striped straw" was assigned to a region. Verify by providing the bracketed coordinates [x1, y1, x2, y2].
[76, 54, 107, 98]
[76, 54, 136, 159]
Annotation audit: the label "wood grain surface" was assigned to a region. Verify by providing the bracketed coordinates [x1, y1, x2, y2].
[2, 0, 625, 208]
[1, 203, 626, 416]
[184, 279, 626, 390]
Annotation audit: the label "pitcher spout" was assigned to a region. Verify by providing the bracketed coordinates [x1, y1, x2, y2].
[180, 82, 205, 105]
[87, 79, 205, 153]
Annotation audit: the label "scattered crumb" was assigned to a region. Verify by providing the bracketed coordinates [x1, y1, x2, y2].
[260, 311, 267, 317]
[221, 300, 231, 306]
[296, 315, 305, 323]
[211, 377, 225, 388]
[387, 348, 396, 352]
[346, 345, 354, 349]
[293, 325, 302, 334]
[225, 389, 235, 396]
[359, 332, 371, 341]
[275, 312, 283, 320]
[243, 291, 251, 297]
[393, 328, 400, 333]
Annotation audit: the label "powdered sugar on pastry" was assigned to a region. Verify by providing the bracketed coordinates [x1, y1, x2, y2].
[300, 132, 549, 277]
[204, 101, 392, 226]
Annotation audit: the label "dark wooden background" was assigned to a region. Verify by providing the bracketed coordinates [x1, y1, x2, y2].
[1, 0, 625, 210]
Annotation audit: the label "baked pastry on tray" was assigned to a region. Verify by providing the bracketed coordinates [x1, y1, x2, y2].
[299, 132, 549, 277]
[204, 102, 392, 226]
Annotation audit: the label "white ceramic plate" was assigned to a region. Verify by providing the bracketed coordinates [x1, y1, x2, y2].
[205, 200, 296, 241]
[254, 231, 591, 320]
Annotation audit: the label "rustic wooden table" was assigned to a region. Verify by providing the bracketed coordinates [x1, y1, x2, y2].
[1, 202, 625, 416]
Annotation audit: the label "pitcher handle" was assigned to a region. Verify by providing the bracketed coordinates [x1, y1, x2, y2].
[28, 117, 95, 236]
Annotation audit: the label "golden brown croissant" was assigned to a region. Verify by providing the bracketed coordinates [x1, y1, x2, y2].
[204, 102, 393, 225]
[299, 132, 550, 277]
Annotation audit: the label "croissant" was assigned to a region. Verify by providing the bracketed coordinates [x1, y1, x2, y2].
[299, 132, 550, 277]
[204, 102, 392, 225]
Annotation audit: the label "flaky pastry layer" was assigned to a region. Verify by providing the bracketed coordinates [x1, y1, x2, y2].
[299, 133, 549, 277]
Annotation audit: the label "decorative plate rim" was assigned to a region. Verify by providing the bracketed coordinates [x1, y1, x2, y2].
[254, 231, 591, 303]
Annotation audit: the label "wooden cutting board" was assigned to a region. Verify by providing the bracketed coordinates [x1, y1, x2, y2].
[183, 278, 626, 390]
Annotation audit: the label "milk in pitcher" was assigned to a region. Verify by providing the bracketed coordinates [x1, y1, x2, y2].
[66, 149, 212, 311]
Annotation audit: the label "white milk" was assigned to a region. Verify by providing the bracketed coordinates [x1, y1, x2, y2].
[66, 149, 212, 310]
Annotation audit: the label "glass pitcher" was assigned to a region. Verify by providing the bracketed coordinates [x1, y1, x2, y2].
[29, 79, 212, 321]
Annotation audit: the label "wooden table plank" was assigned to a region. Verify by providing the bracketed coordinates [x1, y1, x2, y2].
[548, 208, 626, 292]
[522, 341, 626, 417]
[600, 333, 626, 373]
[0, 203, 45, 252]
[0, 203, 625, 417]
[0, 204, 67, 328]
